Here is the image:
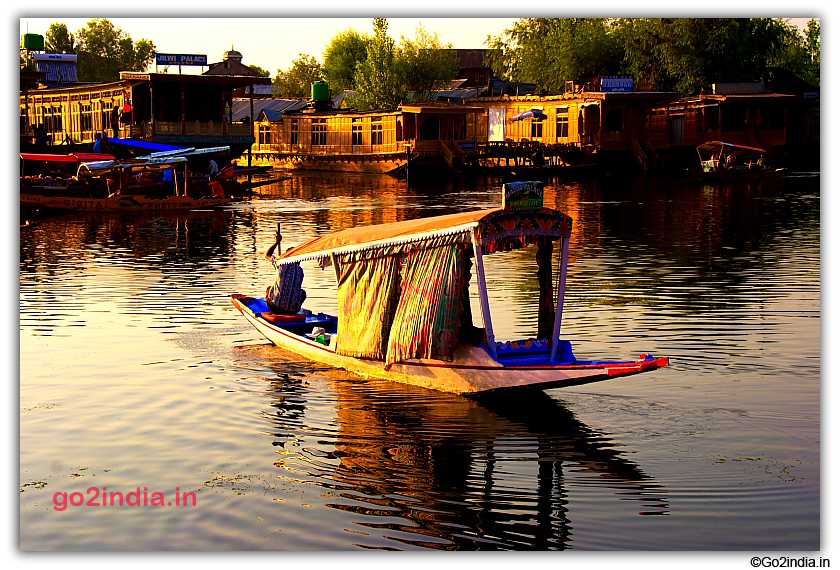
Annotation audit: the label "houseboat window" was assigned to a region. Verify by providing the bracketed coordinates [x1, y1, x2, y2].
[291, 119, 299, 145]
[371, 118, 383, 145]
[531, 118, 544, 139]
[722, 104, 747, 132]
[768, 104, 785, 130]
[556, 113, 569, 138]
[311, 119, 327, 146]
[81, 104, 93, 134]
[605, 108, 623, 133]
[352, 119, 363, 146]
[98, 102, 109, 132]
[259, 124, 271, 145]
[706, 107, 719, 132]
[808, 113, 819, 137]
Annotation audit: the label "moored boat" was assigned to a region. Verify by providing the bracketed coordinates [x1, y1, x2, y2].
[20, 152, 117, 197]
[20, 154, 233, 211]
[232, 181, 669, 395]
[691, 141, 787, 179]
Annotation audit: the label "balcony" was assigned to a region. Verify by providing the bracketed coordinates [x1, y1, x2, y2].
[130, 120, 254, 140]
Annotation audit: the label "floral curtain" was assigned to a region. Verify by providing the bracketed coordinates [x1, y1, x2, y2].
[385, 244, 465, 368]
[334, 254, 400, 360]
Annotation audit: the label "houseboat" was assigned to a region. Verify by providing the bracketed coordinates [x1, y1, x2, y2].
[20, 47, 270, 160]
[465, 77, 681, 171]
[231, 181, 669, 395]
[650, 83, 796, 168]
[244, 87, 485, 174]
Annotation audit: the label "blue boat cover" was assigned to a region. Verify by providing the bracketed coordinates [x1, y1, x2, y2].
[108, 138, 186, 152]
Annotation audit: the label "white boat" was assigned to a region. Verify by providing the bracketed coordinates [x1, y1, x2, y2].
[232, 181, 669, 395]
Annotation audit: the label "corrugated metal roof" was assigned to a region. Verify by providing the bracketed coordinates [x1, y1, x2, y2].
[232, 98, 307, 121]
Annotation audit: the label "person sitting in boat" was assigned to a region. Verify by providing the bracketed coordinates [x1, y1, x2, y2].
[208, 158, 220, 181]
[725, 154, 736, 168]
[265, 232, 306, 315]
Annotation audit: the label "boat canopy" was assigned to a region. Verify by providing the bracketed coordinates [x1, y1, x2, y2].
[697, 141, 767, 155]
[138, 146, 231, 160]
[106, 138, 186, 152]
[21, 153, 116, 163]
[276, 200, 573, 369]
[277, 207, 573, 265]
[77, 155, 189, 175]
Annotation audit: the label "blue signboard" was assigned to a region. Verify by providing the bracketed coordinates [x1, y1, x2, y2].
[156, 53, 208, 66]
[600, 75, 634, 92]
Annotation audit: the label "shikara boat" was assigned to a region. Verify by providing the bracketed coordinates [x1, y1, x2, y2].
[232, 181, 668, 395]
[20, 154, 232, 212]
[20, 152, 116, 197]
[692, 141, 787, 179]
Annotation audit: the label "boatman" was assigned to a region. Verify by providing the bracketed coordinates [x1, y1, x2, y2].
[265, 232, 306, 315]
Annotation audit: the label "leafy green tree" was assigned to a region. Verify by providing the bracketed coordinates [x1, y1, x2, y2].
[489, 17, 819, 97]
[323, 28, 369, 91]
[74, 18, 155, 82]
[351, 18, 402, 110]
[486, 18, 623, 93]
[248, 64, 272, 77]
[768, 18, 820, 87]
[45, 23, 75, 54]
[649, 18, 792, 95]
[274, 53, 324, 97]
[397, 26, 460, 102]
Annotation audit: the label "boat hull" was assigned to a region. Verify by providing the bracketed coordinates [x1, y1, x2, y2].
[231, 294, 669, 395]
[20, 192, 232, 211]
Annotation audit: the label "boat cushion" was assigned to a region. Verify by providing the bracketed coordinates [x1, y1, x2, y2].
[261, 312, 307, 323]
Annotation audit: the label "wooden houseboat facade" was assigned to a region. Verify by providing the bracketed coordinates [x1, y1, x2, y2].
[245, 102, 484, 173]
[650, 85, 796, 165]
[20, 50, 271, 159]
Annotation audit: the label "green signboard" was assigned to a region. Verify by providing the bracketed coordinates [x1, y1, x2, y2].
[503, 181, 545, 211]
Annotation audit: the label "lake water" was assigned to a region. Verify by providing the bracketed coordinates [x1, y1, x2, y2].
[19, 170, 820, 554]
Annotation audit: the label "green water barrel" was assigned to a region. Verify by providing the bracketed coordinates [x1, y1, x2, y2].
[311, 81, 330, 102]
[22, 33, 45, 51]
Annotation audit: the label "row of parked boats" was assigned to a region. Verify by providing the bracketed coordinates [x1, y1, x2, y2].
[20, 139, 281, 213]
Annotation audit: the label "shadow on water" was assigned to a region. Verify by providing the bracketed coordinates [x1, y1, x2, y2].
[252, 359, 669, 551]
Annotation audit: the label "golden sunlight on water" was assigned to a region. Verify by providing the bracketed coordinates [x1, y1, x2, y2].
[20, 172, 819, 550]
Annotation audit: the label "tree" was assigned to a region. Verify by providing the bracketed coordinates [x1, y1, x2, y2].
[768, 18, 820, 87]
[274, 53, 324, 98]
[396, 27, 460, 102]
[248, 64, 272, 78]
[488, 17, 819, 97]
[45, 22, 75, 54]
[74, 18, 155, 82]
[351, 18, 402, 110]
[323, 28, 369, 91]
[486, 18, 624, 93]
